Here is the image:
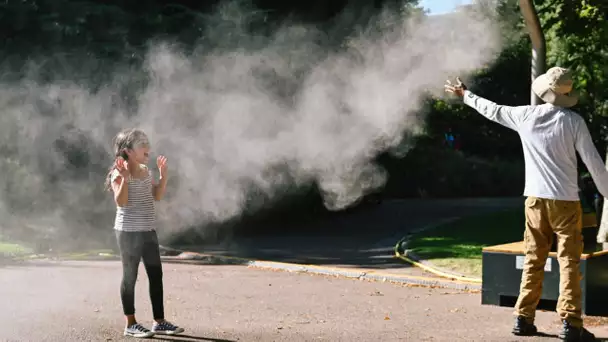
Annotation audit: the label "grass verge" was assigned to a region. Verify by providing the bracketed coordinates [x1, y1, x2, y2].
[0, 235, 116, 260]
[406, 209, 525, 277]
[0, 236, 33, 257]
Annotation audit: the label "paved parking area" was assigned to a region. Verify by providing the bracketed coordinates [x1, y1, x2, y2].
[2, 259, 608, 341]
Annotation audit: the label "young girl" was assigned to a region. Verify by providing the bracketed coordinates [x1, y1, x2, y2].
[105, 128, 185, 338]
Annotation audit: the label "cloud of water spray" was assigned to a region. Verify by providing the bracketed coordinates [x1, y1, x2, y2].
[0, 2, 504, 247]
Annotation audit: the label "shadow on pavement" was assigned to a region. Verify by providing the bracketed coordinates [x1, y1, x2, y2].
[0, 256, 254, 269]
[0, 198, 524, 273]
[1, 198, 522, 271]
[534, 332, 559, 338]
[188, 247, 412, 270]
[162, 255, 249, 266]
[152, 335, 236, 342]
[172, 198, 524, 270]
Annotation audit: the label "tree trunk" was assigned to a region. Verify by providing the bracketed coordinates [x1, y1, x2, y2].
[598, 148, 608, 250]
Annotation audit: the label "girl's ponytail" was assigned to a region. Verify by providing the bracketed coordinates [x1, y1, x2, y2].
[104, 164, 116, 192]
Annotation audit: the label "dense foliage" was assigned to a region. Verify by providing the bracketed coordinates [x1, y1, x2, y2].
[1, 0, 607, 242]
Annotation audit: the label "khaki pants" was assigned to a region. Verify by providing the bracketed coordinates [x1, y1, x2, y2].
[514, 196, 584, 327]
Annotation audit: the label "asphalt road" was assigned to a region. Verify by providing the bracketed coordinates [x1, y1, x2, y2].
[2, 259, 608, 342]
[178, 197, 524, 270]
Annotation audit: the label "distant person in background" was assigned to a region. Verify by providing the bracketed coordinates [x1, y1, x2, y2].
[444, 127, 455, 149]
[445, 67, 607, 342]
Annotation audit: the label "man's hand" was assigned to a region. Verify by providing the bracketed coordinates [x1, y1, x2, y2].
[444, 77, 468, 97]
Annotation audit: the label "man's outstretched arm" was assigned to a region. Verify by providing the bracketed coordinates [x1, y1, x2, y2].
[445, 77, 530, 131]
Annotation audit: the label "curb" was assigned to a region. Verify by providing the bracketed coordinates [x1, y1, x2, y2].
[393, 217, 483, 284]
[164, 251, 481, 291]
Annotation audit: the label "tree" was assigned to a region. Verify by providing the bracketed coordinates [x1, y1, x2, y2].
[531, 0, 608, 245]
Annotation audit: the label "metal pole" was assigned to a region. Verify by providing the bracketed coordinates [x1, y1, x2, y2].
[519, 0, 546, 105]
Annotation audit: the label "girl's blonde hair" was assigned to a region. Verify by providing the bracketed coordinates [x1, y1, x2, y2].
[104, 128, 150, 191]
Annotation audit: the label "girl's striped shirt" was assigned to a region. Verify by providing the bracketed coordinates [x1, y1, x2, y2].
[112, 165, 156, 232]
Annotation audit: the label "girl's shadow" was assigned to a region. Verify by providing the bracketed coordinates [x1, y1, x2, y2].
[151, 335, 236, 342]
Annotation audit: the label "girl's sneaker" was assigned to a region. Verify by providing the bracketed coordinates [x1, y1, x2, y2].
[124, 323, 155, 338]
[152, 320, 185, 335]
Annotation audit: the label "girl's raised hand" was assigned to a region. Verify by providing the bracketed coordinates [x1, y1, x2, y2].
[115, 157, 130, 179]
[157, 155, 168, 178]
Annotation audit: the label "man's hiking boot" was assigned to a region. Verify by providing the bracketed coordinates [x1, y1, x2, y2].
[512, 316, 538, 336]
[559, 320, 596, 342]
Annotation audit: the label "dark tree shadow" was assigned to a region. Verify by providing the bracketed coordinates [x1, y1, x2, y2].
[167, 198, 524, 271]
[1, 199, 523, 272]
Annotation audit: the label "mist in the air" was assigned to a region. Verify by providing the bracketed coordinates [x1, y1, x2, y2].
[0, 1, 504, 250]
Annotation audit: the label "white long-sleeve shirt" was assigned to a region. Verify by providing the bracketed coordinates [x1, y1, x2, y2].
[463, 90, 608, 201]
